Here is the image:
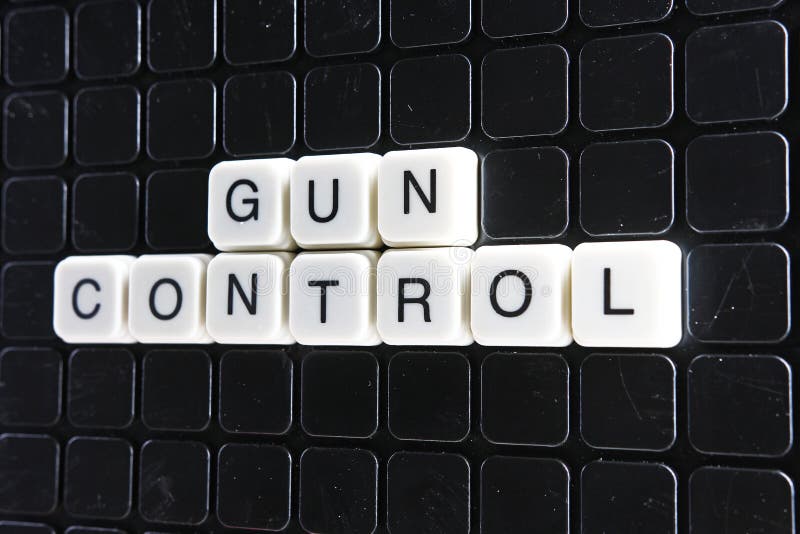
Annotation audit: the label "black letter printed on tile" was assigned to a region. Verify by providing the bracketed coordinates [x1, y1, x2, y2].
[688, 354, 792, 457]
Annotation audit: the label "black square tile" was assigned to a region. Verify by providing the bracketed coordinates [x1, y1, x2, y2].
[689, 467, 794, 534]
[65, 528, 123, 534]
[68, 348, 136, 429]
[387, 451, 470, 534]
[581, 354, 676, 451]
[64, 437, 133, 519]
[147, 0, 217, 72]
[481, 456, 569, 534]
[390, 54, 471, 144]
[389, 351, 470, 442]
[0, 262, 55, 340]
[581, 461, 676, 534]
[481, 352, 569, 446]
[482, 45, 569, 138]
[686, 21, 787, 124]
[482, 147, 569, 239]
[219, 350, 293, 435]
[139, 440, 210, 525]
[390, 0, 470, 47]
[146, 79, 216, 161]
[301, 351, 378, 438]
[223, 71, 296, 156]
[4, 6, 69, 86]
[0, 434, 59, 515]
[74, 85, 140, 166]
[2, 176, 66, 254]
[75, 0, 141, 79]
[580, 0, 672, 27]
[145, 169, 210, 250]
[687, 0, 785, 17]
[580, 139, 674, 236]
[142, 350, 211, 432]
[223, 0, 296, 65]
[482, 0, 568, 37]
[580, 33, 673, 131]
[0, 347, 62, 427]
[72, 173, 139, 252]
[688, 354, 792, 457]
[3, 92, 68, 170]
[305, 63, 381, 150]
[0, 523, 54, 534]
[217, 443, 292, 531]
[299, 447, 378, 534]
[686, 131, 788, 233]
[304, 0, 380, 56]
[687, 243, 790, 343]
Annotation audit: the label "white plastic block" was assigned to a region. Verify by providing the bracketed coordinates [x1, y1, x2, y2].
[471, 245, 572, 347]
[206, 253, 294, 344]
[291, 153, 382, 249]
[129, 254, 212, 343]
[378, 147, 478, 247]
[289, 251, 380, 345]
[377, 247, 473, 345]
[53, 255, 136, 343]
[208, 158, 296, 251]
[572, 240, 682, 348]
